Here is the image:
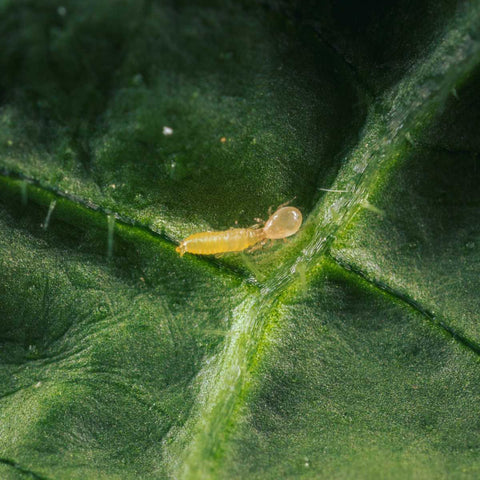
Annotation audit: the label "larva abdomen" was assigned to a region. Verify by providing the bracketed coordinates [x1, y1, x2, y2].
[178, 228, 262, 255]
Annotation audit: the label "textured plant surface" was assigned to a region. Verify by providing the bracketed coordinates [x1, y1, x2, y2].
[1, 1, 480, 479]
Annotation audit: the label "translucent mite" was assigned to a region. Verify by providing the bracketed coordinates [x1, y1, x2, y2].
[176, 206, 302, 257]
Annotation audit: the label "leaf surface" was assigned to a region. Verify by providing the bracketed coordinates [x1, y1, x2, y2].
[1, 1, 480, 479]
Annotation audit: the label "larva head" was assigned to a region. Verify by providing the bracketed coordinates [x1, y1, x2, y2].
[263, 206, 302, 239]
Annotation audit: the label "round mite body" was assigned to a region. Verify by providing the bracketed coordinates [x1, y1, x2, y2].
[176, 206, 302, 257]
[263, 207, 303, 239]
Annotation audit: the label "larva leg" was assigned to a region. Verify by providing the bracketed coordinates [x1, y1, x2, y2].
[247, 238, 268, 253]
[254, 239, 273, 250]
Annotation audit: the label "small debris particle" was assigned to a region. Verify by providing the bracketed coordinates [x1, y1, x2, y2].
[220, 136, 227, 143]
[34, 381, 42, 388]
[57, 6, 67, 16]
[163, 126, 173, 136]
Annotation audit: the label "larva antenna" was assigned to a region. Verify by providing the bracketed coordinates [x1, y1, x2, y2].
[278, 196, 297, 209]
[268, 196, 297, 216]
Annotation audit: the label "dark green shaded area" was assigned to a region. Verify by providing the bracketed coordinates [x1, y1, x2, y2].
[220, 262, 480, 479]
[263, 0, 460, 94]
[0, 192, 245, 479]
[0, 0, 362, 248]
[332, 68, 480, 345]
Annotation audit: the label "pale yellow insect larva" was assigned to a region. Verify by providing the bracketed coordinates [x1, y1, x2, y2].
[176, 206, 302, 257]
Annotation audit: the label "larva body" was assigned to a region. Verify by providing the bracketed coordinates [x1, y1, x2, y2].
[177, 228, 264, 257]
[176, 206, 302, 257]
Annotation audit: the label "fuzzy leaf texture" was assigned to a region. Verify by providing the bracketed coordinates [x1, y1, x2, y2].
[0, 0, 480, 479]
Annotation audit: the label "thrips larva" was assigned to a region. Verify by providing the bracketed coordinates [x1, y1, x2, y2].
[176, 206, 302, 257]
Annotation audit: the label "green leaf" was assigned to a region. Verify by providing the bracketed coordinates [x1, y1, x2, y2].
[1, 1, 480, 479]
